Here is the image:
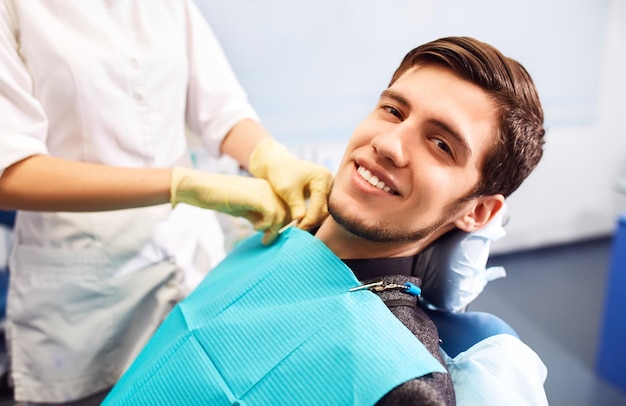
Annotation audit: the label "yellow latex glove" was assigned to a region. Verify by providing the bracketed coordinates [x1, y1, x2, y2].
[171, 167, 288, 244]
[248, 138, 334, 231]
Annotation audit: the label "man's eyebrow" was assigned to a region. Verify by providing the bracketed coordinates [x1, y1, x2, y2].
[380, 89, 411, 110]
[381, 89, 472, 160]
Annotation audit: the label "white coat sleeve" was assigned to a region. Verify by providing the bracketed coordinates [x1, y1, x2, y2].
[181, 0, 259, 159]
[0, 0, 49, 175]
[442, 334, 549, 406]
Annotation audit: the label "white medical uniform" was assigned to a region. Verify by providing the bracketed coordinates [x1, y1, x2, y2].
[0, 0, 256, 402]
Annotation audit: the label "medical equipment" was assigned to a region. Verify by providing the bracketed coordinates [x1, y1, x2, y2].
[350, 280, 422, 297]
[278, 219, 300, 234]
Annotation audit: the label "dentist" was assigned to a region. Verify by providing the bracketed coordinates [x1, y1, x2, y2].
[0, 1, 332, 404]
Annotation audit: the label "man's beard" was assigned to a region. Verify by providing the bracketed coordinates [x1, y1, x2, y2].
[327, 187, 471, 244]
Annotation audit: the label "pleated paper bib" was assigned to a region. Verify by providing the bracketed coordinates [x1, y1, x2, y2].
[104, 227, 445, 405]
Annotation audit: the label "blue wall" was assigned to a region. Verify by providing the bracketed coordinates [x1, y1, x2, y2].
[195, 0, 608, 145]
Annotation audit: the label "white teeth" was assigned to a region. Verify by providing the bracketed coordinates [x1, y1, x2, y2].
[357, 166, 392, 193]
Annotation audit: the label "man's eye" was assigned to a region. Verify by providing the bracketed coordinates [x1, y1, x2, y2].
[383, 105, 402, 119]
[432, 138, 453, 156]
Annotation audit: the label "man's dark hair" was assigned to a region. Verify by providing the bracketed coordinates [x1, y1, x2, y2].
[389, 36, 545, 198]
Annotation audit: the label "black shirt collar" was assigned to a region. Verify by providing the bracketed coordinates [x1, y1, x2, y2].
[342, 255, 419, 281]
[309, 226, 421, 281]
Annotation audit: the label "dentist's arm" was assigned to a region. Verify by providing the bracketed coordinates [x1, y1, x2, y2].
[0, 154, 287, 244]
[0, 155, 170, 211]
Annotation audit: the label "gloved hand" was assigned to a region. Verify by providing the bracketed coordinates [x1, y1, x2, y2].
[170, 167, 288, 244]
[248, 138, 334, 231]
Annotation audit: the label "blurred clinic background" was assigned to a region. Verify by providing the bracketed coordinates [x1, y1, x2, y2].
[1, 0, 626, 405]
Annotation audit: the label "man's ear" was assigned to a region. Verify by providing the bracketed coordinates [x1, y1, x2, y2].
[454, 194, 505, 232]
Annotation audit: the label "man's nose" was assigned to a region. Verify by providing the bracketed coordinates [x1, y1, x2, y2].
[370, 125, 410, 167]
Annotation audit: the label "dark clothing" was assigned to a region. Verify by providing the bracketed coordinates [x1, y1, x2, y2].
[343, 255, 419, 280]
[343, 254, 456, 406]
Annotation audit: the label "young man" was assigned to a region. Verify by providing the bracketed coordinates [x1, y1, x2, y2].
[103, 37, 547, 405]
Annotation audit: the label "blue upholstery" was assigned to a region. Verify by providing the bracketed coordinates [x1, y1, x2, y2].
[0, 210, 14, 319]
[427, 309, 518, 358]
[0, 211, 15, 228]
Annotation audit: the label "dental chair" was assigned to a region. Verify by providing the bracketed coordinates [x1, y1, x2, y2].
[429, 310, 518, 358]
[413, 207, 519, 357]
[0, 210, 15, 400]
[414, 218, 549, 405]
[0, 210, 14, 229]
[0, 210, 14, 319]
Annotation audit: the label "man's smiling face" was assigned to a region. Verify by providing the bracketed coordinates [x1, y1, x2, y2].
[326, 63, 500, 256]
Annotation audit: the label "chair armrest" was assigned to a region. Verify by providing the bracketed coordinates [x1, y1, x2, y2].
[427, 310, 518, 358]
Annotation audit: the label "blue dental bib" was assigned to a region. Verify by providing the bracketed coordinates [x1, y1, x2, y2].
[104, 228, 445, 405]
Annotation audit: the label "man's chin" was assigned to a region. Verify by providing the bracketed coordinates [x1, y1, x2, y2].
[328, 198, 452, 245]
[329, 206, 420, 244]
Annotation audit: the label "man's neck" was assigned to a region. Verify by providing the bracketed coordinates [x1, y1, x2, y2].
[314, 217, 452, 260]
